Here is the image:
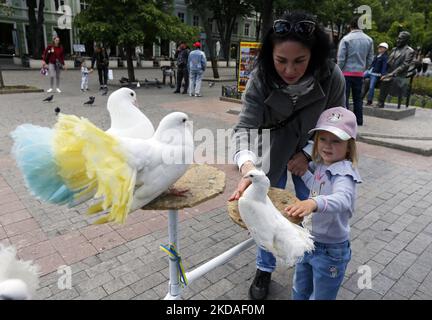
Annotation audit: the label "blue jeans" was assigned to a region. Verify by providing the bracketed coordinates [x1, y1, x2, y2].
[292, 240, 351, 300]
[364, 72, 380, 102]
[189, 70, 203, 95]
[344, 76, 363, 125]
[256, 170, 309, 273]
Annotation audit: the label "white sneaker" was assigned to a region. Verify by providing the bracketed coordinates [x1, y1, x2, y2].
[47, 88, 53, 93]
[56, 88, 61, 93]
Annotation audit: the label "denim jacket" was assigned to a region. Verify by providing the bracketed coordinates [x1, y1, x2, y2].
[188, 49, 207, 72]
[301, 160, 362, 243]
[337, 30, 374, 76]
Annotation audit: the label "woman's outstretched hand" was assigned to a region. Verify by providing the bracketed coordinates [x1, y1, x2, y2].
[228, 161, 255, 201]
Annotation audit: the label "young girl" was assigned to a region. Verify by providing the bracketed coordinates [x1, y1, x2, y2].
[80, 59, 91, 92]
[284, 106, 362, 300]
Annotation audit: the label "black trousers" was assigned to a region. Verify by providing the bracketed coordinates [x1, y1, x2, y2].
[176, 66, 189, 92]
[98, 67, 108, 86]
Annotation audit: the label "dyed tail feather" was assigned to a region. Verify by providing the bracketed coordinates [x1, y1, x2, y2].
[11, 115, 137, 224]
[10, 124, 75, 204]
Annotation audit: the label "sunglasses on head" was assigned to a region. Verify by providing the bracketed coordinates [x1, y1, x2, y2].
[273, 19, 316, 37]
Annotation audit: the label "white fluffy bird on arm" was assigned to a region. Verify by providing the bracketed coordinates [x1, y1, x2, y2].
[10, 88, 194, 225]
[238, 169, 315, 266]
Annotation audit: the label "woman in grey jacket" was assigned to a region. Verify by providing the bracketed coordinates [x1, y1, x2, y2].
[229, 11, 346, 300]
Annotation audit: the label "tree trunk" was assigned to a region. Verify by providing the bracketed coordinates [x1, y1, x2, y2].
[219, 16, 236, 67]
[27, 0, 36, 56]
[222, 40, 230, 67]
[0, 67, 4, 88]
[202, 18, 219, 78]
[255, 12, 262, 42]
[27, 0, 45, 58]
[125, 45, 135, 82]
[260, 0, 273, 42]
[35, 0, 45, 58]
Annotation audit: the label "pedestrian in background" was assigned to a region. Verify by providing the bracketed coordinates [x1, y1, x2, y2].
[91, 44, 109, 90]
[42, 36, 66, 93]
[337, 16, 374, 125]
[173, 41, 190, 94]
[80, 58, 91, 92]
[188, 41, 207, 97]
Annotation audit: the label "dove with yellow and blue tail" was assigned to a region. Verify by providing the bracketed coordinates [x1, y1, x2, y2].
[10, 112, 193, 224]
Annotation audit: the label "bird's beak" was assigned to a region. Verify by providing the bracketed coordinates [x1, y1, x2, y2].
[132, 99, 138, 107]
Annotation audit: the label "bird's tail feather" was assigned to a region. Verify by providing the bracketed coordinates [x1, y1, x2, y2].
[10, 124, 75, 205]
[274, 222, 315, 266]
[11, 115, 136, 224]
[291, 223, 315, 253]
[54, 114, 137, 224]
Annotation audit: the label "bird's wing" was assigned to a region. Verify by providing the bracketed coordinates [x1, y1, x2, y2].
[54, 114, 137, 224]
[238, 197, 275, 251]
[123, 139, 192, 211]
[107, 105, 154, 140]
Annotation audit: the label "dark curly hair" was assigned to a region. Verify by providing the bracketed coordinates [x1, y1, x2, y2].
[256, 11, 332, 89]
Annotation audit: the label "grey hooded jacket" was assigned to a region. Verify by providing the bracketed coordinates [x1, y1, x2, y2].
[231, 61, 346, 186]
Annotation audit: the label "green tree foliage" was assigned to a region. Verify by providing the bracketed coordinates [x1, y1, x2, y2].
[185, 0, 220, 78]
[74, 0, 198, 82]
[187, 0, 253, 67]
[254, 0, 431, 56]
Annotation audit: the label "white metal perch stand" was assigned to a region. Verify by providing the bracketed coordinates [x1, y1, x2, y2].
[143, 164, 255, 300]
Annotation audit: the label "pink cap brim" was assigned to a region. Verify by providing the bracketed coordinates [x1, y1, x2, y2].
[309, 125, 353, 141]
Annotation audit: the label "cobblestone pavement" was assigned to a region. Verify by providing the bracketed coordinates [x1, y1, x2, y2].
[1, 69, 432, 300]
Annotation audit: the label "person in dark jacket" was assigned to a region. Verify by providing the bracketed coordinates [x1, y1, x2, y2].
[173, 41, 190, 94]
[90, 44, 109, 90]
[229, 11, 346, 300]
[363, 42, 388, 105]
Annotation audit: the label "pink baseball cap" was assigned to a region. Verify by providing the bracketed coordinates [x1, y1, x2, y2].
[309, 107, 358, 140]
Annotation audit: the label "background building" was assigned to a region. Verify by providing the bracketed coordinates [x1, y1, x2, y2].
[0, 0, 257, 62]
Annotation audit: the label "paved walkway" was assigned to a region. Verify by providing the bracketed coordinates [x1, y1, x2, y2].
[1, 69, 432, 300]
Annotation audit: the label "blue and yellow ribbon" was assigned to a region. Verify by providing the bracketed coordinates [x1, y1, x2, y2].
[160, 244, 188, 287]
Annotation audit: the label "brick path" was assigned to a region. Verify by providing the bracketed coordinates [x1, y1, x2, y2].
[1, 69, 432, 300]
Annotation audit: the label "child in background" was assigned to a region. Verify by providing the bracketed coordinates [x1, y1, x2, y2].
[284, 106, 362, 300]
[80, 59, 91, 92]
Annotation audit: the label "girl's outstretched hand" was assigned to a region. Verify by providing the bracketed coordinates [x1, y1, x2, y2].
[285, 199, 317, 217]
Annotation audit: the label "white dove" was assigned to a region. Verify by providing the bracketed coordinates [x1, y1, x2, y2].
[65, 87, 155, 208]
[11, 112, 194, 224]
[106, 87, 155, 140]
[238, 169, 315, 266]
[0, 245, 39, 300]
[119, 111, 194, 213]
